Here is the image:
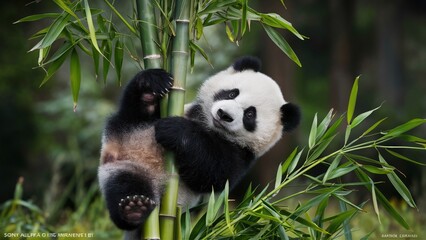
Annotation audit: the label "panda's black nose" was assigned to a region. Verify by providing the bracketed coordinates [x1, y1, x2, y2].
[217, 109, 234, 122]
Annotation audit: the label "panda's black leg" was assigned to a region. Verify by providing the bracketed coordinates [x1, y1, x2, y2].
[118, 195, 156, 226]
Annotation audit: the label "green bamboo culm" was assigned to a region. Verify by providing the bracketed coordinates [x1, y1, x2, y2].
[136, 0, 162, 239]
[159, 0, 191, 239]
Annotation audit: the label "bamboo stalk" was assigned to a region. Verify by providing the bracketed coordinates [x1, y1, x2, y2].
[159, 0, 191, 239]
[136, 0, 162, 239]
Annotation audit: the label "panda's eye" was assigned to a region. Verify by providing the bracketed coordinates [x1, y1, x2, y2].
[228, 91, 237, 99]
[245, 111, 254, 118]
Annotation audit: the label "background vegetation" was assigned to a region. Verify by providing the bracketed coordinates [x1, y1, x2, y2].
[0, 0, 425, 239]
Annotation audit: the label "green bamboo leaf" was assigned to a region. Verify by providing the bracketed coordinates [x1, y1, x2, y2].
[189, 41, 212, 67]
[53, 0, 83, 27]
[314, 197, 329, 239]
[322, 154, 342, 183]
[281, 147, 298, 174]
[386, 149, 426, 166]
[92, 44, 99, 80]
[260, 13, 304, 40]
[102, 40, 112, 84]
[206, 189, 216, 227]
[39, 46, 71, 87]
[14, 13, 60, 24]
[344, 125, 351, 146]
[262, 24, 301, 67]
[328, 164, 358, 180]
[287, 149, 303, 176]
[225, 23, 235, 42]
[198, 0, 236, 15]
[360, 117, 387, 138]
[274, 163, 283, 189]
[324, 209, 357, 239]
[381, 118, 426, 139]
[378, 154, 417, 208]
[397, 134, 426, 144]
[321, 115, 344, 141]
[70, 49, 81, 111]
[308, 113, 318, 149]
[370, 178, 381, 225]
[351, 105, 381, 128]
[347, 76, 359, 125]
[114, 39, 124, 86]
[83, 0, 102, 57]
[362, 165, 393, 175]
[223, 181, 233, 234]
[103, 0, 137, 35]
[316, 109, 334, 141]
[241, 0, 248, 36]
[30, 13, 70, 51]
[308, 135, 335, 161]
[40, 41, 75, 67]
[195, 17, 204, 40]
[280, 209, 326, 233]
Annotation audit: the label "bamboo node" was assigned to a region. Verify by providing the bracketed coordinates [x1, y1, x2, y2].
[171, 86, 185, 91]
[159, 213, 177, 219]
[143, 54, 161, 60]
[176, 19, 190, 23]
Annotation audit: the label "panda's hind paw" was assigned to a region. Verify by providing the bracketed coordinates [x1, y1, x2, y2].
[118, 195, 156, 225]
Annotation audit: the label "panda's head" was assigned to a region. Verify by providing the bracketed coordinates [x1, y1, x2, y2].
[193, 56, 300, 156]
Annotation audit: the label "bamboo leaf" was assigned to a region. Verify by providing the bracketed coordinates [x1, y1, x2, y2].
[274, 163, 283, 189]
[316, 109, 334, 141]
[386, 149, 426, 166]
[378, 154, 417, 208]
[206, 189, 216, 227]
[321, 115, 344, 141]
[30, 13, 70, 51]
[322, 154, 342, 183]
[102, 40, 112, 84]
[83, 0, 102, 56]
[324, 209, 357, 239]
[281, 147, 298, 174]
[360, 117, 387, 138]
[262, 24, 302, 67]
[344, 125, 351, 146]
[381, 118, 426, 139]
[328, 164, 358, 180]
[308, 135, 335, 161]
[53, 0, 83, 27]
[362, 165, 393, 175]
[241, 0, 248, 36]
[225, 23, 235, 42]
[287, 149, 303, 176]
[92, 44, 100, 79]
[351, 105, 381, 128]
[14, 13, 60, 24]
[70, 49, 81, 111]
[114, 39, 124, 86]
[223, 181, 233, 234]
[259, 13, 304, 40]
[308, 113, 318, 149]
[347, 76, 359, 124]
[195, 17, 203, 40]
[39, 46, 71, 87]
[370, 178, 381, 225]
[103, 0, 137, 34]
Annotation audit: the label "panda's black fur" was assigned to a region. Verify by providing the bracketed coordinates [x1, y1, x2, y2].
[98, 56, 300, 236]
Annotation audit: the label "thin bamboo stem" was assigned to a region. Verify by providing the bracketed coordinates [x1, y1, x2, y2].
[159, 0, 190, 239]
[135, 0, 162, 238]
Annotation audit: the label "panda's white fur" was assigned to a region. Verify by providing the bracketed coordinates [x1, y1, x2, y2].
[194, 65, 287, 156]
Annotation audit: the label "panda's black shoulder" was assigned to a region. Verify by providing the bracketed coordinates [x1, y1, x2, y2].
[232, 56, 261, 72]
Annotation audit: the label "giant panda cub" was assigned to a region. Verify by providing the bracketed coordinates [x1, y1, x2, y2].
[98, 56, 300, 234]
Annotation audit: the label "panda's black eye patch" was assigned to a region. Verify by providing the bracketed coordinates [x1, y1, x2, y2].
[214, 89, 239, 101]
[243, 106, 257, 132]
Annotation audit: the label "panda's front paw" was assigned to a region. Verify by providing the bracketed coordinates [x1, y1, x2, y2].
[138, 69, 173, 97]
[118, 195, 156, 226]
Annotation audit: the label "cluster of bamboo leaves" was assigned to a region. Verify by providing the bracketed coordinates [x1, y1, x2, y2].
[16, 0, 304, 110]
[182, 78, 426, 239]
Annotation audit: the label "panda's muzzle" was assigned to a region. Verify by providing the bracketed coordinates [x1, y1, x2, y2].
[217, 108, 234, 122]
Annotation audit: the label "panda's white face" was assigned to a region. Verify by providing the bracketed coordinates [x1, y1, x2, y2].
[195, 67, 287, 156]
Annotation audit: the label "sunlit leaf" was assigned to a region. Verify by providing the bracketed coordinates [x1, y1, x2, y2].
[309, 113, 318, 149]
[309, 135, 335, 161]
[225, 23, 235, 42]
[316, 109, 334, 141]
[84, 0, 103, 57]
[347, 76, 359, 124]
[321, 115, 344, 141]
[360, 117, 387, 138]
[275, 163, 283, 189]
[323, 154, 342, 183]
[206, 189, 216, 227]
[262, 24, 301, 67]
[381, 118, 426, 140]
[195, 17, 203, 40]
[53, 0, 84, 28]
[287, 149, 303, 176]
[328, 164, 358, 180]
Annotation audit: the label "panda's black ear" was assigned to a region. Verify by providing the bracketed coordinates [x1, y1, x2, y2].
[233, 56, 261, 72]
[281, 103, 301, 132]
